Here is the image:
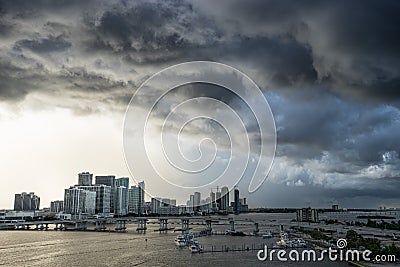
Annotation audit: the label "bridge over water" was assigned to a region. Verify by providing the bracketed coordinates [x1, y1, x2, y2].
[0, 216, 260, 234]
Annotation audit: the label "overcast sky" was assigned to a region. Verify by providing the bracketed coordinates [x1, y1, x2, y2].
[0, 0, 399, 209]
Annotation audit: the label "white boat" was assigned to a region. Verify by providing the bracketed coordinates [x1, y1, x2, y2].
[262, 231, 273, 238]
[175, 235, 186, 248]
[273, 235, 307, 249]
[189, 244, 203, 253]
[273, 238, 287, 249]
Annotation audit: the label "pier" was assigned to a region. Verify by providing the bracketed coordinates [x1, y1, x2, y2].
[136, 218, 147, 232]
[155, 218, 174, 232]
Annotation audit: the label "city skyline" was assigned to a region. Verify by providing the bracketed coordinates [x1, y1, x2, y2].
[0, 0, 399, 209]
[3, 172, 242, 211]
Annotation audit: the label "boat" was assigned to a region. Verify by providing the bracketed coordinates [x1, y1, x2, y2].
[174, 235, 186, 248]
[189, 244, 203, 253]
[273, 238, 287, 249]
[262, 231, 273, 238]
[189, 245, 199, 253]
[272, 233, 307, 249]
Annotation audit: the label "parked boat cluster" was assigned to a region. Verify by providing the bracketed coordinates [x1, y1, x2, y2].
[272, 231, 306, 249]
[174, 232, 204, 253]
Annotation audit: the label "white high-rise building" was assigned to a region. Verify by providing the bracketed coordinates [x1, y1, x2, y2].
[115, 186, 128, 216]
[64, 187, 96, 215]
[116, 178, 129, 214]
[75, 185, 111, 216]
[187, 194, 195, 214]
[151, 197, 162, 214]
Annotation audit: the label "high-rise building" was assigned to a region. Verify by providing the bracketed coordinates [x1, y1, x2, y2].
[95, 175, 116, 187]
[128, 186, 139, 214]
[151, 197, 178, 215]
[138, 181, 145, 214]
[14, 192, 40, 211]
[216, 191, 221, 210]
[115, 186, 128, 216]
[116, 177, 129, 214]
[209, 191, 217, 212]
[50, 200, 64, 213]
[116, 177, 129, 188]
[95, 175, 115, 213]
[78, 172, 93, 186]
[151, 197, 162, 214]
[187, 194, 194, 214]
[194, 192, 201, 211]
[64, 187, 96, 215]
[297, 207, 319, 222]
[128, 181, 145, 214]
[221, 186, 229, 212]
[75, 185, 111, 216]
[240, 198, 248, 212]
[234, 188, 240, 214]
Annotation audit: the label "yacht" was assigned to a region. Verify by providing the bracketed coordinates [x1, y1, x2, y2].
[174, 235, 186, 248]
[189, 244, 203, 253]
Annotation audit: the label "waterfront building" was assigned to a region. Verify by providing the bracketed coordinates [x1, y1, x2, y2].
[187, 194, 194, 214]
[151, 197, 178, 215]
[75, 185, 111, 216]
[144, 201, 151, 214]
[95, 175, 116, 213]
[128, 181, 145, 214]
[221, 186, 229, 212]
[116, 177, 129, 188]
[151, 197, 162, 214]
[78, 172, 93, 186]
[178, 205, 187, 214]
[116, 177, 129, 215]
[209, 191, 216, 211]
[50, 200, 64, 213]
[138, 181, 145, 214]
[115, 185, 128, 216]
[296, 207, 319, 222]
[64, 187, 96, 215]
[194, 192, 201, 211]
[216, 191, 221, 210]
[128, 186, 140, 214]
[14, 192, 40, 211]
[234, 188, 240, 214]
[240, 198, 248, 212]
[332, 204, 339, 211]
[1, 210, 38, 220]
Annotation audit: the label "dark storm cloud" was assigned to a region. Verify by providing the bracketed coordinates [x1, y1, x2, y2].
[248, 178, 400, 208]
[193, 0, 400, 102]
[83, 0, 221, 64]
[14, 36, 71, 53]
[270, 91, 400, 168]
[0, 58, 47, 101]
[0, 55, 131, 109]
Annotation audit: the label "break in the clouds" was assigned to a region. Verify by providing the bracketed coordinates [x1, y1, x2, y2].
[0, 0, 399, 208]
